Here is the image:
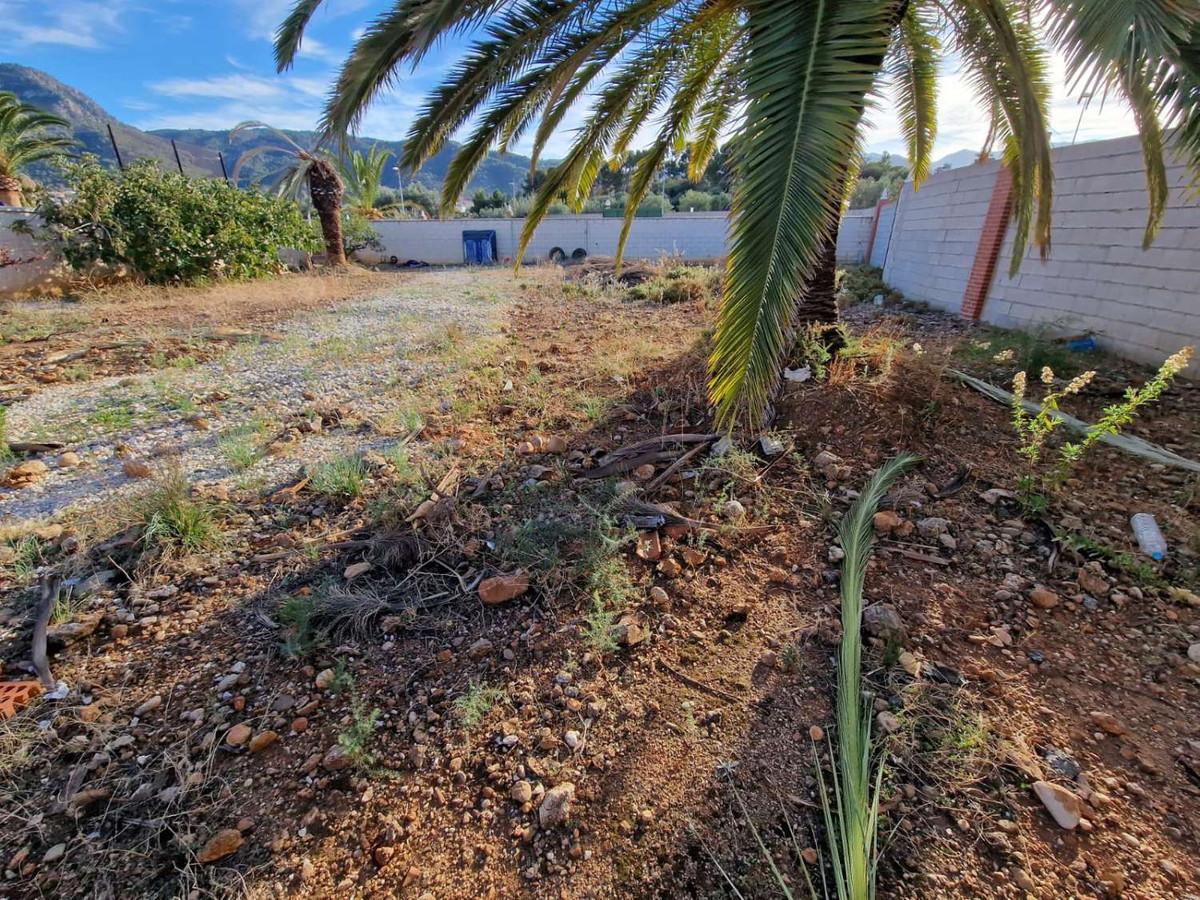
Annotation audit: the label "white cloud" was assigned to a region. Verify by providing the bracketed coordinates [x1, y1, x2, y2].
[863, 49, 1135, 161]
[0, 0, 129, 49]
[151, 74, 288, 102]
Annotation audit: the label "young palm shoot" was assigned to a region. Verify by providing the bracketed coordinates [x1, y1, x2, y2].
[818, 453, 918, 900]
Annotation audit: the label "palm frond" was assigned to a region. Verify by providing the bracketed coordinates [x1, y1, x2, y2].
[274, 0, 326, 71]
[944, 0, 1053, 273]
[707, 0, 898, 428]
[687, 54, 745, 181]
[886, 4, 939, 186]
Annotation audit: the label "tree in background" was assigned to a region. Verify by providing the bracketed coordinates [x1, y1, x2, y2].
[0, 91, 76, 207]
[336, 143, 392, 219]
[848, 152, 908, 208]
[230, 122, 346, 266]
[277, 0, 1200, 427]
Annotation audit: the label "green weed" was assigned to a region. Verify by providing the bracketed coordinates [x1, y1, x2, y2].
[455, 680, 505, 728]
[278, 594, 316, 658]
[310, 455, 368, 500]
[337, 698, 382, 770]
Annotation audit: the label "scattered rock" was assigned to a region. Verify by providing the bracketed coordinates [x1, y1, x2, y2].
[1188, 643, 1200, 663]
[632, 463, 655, 480]
[657, 558, 682, 578]
[636, 532, 662, 561]
[58, 452, 81, 468]
[516, 434, 568, 454]
[314, 668, 336, 690]
[610, 615, 647, 648]
[322, 744, 352, 771]
[916, 516, 950, 538]
[248, 730, 278, 753]
[467, 638, 494, 660]
[1032, 780, 1082, 829]
[862, 604, 905, 642]
[1077, 564, 1109, 597]
[876, 711, 901, 733]
[344, 561, 371, 579]
[538, 782, 575, 828]
[1029, 586, 1060, 609]
[134, 695, 163, 717]
[122, 460, 153, 479]
[809, 725, 824, 742]
[225, 723, 252, 747]
[3, 460, 48, 487]
[510, 780, 533, 804]
[197, 828, 243, 864]
[873, 510, 903, 534]
[479, 571, 530, 605]
[42, 843, 67, 864]
[1089, 711, 1128, 736]
[721, 499, 746, 521]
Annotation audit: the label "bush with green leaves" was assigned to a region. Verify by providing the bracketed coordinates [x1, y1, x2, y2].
[29, 156, 319, 284]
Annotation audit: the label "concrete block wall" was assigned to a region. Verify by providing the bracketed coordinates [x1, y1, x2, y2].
[837, 209, 875, 263]
[869, 201, 897, 268]
[368, 212, 730, 265]
[0, 209, 64, 295]
[985, 136, 1200, 371]
[881, 158, 1003, 310]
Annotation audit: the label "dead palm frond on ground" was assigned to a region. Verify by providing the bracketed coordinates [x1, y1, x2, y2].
[274, 1, 1200, 429]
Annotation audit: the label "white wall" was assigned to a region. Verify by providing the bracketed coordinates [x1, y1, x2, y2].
[870, 201, 897, 268]
[985, 136, 1200, 371]
[881, 159, 1003, 311]
[837, 209, 875, 263]
[367, 212, 730, 265]
[0, 209, 64, 295]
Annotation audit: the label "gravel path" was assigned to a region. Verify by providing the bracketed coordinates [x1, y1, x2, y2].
[1, 270, 514, 524]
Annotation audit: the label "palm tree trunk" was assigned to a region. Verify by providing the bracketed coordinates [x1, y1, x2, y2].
[0, 174, 24, 208]
[794, 216, 841, 330]
[308, 160, 346, 266]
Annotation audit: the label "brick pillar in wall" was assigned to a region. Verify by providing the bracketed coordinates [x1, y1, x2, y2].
[961, 166, 1014, 320]
[863, 197, 890, 267]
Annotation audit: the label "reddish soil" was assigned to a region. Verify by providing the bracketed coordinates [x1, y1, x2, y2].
[0, 272, 1197, 899]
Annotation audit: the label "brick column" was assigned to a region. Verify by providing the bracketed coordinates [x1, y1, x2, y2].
[961, 166, 1014, 320]
[864, 197, 890, 266]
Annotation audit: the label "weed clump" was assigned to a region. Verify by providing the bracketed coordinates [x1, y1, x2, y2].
[310, 455, 368, 500]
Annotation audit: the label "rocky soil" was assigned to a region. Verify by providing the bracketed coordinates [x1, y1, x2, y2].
[0, 268, 1197, 899]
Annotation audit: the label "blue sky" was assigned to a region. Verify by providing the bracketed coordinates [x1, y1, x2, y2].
[1, 0, 1136, 161]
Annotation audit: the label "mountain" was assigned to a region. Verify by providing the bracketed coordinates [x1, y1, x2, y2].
[148, 128, 533, 196]
[932, 149, 982, 171]
[0, 64, 535, 196]
[0, 63, 218, 182]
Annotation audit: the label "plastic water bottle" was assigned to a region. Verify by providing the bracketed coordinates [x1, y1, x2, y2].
[1130, 513, 1167, 561]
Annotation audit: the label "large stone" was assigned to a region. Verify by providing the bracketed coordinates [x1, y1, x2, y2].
[1029, 586, 1060, 609]
[197, 828, 243, 864]
[1032, 780, 1082, 829]
[538, 782, 575, 829]
[916, 517, 950, 538]
[479, 572, 530, 605]
[862, 604, 905, 643]
[873, 510, 903, 534]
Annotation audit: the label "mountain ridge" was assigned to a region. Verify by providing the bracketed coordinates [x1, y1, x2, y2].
[0, 64, 534, 195]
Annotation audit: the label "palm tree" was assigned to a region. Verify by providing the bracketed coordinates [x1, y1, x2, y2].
[337, 143, 393, 219]
[276, 0, 1199, 426]
[0, 92, 75, 207]
[230, 122, 346, 266]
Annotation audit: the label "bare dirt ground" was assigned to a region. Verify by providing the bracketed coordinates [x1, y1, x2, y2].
[0, 265, 1197, 899]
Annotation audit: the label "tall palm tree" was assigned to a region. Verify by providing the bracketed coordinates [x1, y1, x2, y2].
[0, 92, 76, 207]
[276, 0, 1200, 426]
[337, 143, 393, 218]
[230, 122, 347, 266]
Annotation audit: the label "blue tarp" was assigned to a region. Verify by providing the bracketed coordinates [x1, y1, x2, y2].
[462, 230, 498, 265]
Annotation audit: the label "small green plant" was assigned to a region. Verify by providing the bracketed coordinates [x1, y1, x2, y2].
[220, 435, 263, 471]
[5, 535, 45, 582]
[327, 658, 355, 695]
[584, 593, 621, 653]
[790, 323, 838, 379]
[310, 455, 368, 500]
[89, 398, 137, 429]
[337, 697, 382, 770]
[1011, 347, 1193, 511]
[137, 474, 222, 560]
[454, 680, 505, 728]
[278, 594, 316, 657]
[0, 406, 12, 463]
[816, 454, 918, 900]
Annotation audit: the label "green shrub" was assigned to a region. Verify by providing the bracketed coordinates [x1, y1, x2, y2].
[28, 156, 319, 284]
